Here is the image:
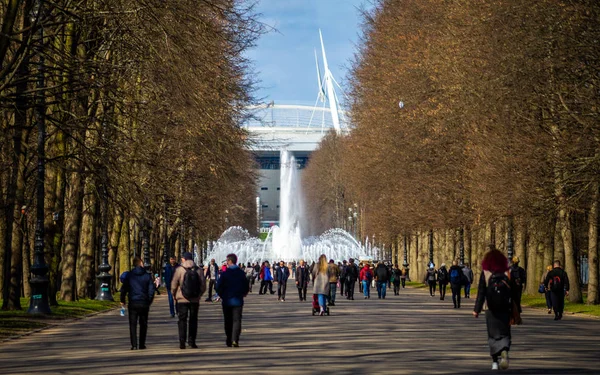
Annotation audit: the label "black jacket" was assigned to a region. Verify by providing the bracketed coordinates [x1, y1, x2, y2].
[509, 265, 527, 290]
[216, 265, 249, 307]
[544, 267, 570, 292]
[296, 266, 310, 286]
[120, 266, 155, 306]
[346, 263, 359, 281]
[448, 265, 464, 285]
[375, 264, 390, 283]
[276, 266, 290, 283]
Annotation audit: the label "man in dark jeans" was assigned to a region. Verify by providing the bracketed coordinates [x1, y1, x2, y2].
[345, 258, 359, 300]
[295, 259, 310, 301]
[120, 257, 155, 350]
[164, 256, 179, 317]
[339, 260, 348, 296]
[172, 251, 206, 349]
[544, 260, 570, 320]
[276, 260, 290, 301]
[205, 258, 219, 302]
[217, 253, 249, 347]
[448, 260, 463, 308]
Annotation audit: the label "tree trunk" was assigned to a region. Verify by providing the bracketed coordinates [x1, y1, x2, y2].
[77, 178, 97, 299]
[60, 167, 85, 301]
[117, 216, 131, 289]
[525, 221, 540, 295]
[553, 218, 565, 266]
[559, 207, 582, 303]
[587, 181, 599, 305]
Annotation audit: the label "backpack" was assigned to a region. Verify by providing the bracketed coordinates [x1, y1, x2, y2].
[365, 270, 373, 281]
[427, 269, 436, 281]
[510, 268, 522, 287]
[549, 272, 564, 293]
[437, 269, 447, 282]
[181, 266, 201, 299]
[486, 272, 512, 311]
[450, 268, 461, 284]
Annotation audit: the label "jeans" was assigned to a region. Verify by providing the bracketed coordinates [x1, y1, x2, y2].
[464, 283, 471, 298]
[207, 279, 216, 299]
[377, 281, 387, 298]
[329, 282, 337, 303]
[428, 281, 437, 296]
[167, 289, 175, 316]
[246, 275, 254, 292]
[177, 302, 199, 345]
[317, 294, 327, 310]
[393, 281, 400, 295]
[222, 305, 243, 345]
[439, 282, 447, 299]
[401, 277, 406, 288]
[545, 290, 553, 309]
[451, 284, 462, 308]
[362, 280, 370, 297]
[278, 281, 287, 299]
[128, 303, 149, 348]
[260, 280, 274, 294]
[346, 279, 355, 299]
[340, 278, 346, 296]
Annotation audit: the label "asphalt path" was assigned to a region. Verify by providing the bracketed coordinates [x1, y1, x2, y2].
[1, 281, 599, 374]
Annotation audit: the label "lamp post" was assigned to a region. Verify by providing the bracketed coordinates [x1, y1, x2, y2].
[428, 229, 434, 268]
[28, 0, 50, 315]
[95, 184, 113, 301]
[403, 234, 410, 281]
[459, 227, 465, 266]
[142, 218, 151, 272]
[162, 197, 170, 276]
[507, 217, 514, 262]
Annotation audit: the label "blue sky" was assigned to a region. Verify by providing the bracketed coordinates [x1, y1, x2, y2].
[246, 0, 370, 104]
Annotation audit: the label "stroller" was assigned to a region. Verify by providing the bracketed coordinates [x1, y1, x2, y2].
[311, 294, 330, 316]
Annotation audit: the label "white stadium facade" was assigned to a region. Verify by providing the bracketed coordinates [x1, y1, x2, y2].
[244, 102, 349, 229]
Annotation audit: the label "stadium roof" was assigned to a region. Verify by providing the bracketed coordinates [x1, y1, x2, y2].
[244, 101, 350, 132]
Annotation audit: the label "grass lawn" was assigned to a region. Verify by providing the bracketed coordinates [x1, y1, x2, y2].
[0, 294, 120, 340]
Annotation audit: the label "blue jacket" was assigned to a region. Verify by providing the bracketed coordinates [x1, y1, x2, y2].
[120, 266, 155, 306]
[264, 267, 273, 281]
[163, 263, 178, 290]
[216, 265, 249, 307]
[276, 266, 290, 283]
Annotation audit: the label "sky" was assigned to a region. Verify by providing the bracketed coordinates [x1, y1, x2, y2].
[245, 0, 370, 104]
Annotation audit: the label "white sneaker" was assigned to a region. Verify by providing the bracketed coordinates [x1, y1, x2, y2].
[491, 362, 499, 370]
[499, 350, 509, 370]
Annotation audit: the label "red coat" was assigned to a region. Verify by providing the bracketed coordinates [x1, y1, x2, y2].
[360, 267, 373, 282]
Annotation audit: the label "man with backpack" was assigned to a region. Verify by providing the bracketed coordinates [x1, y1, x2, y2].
[216, 253, 249, 347]
[120, 257, 155, 350]
[544, 260, 570, 321]
[360, 263, 373, 299]
[448, 260, 463, 308]
[172, 251, 206, 349]
[437, 263, 449, 300]
[509, 257, 527, 312]
[375, 261, 391, 299]
[345, 258, 359, 300]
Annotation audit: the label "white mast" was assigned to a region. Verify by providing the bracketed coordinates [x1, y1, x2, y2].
[319, 29, 342, 134]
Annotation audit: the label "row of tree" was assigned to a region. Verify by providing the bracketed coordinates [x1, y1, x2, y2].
[0, 0, 262, 310]
[303, 0, 599, 303]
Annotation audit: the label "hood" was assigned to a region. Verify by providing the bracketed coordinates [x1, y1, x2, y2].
[132, 266, 147, 276]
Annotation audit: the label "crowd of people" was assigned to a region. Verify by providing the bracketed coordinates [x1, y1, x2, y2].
[118, 247, 571, 372]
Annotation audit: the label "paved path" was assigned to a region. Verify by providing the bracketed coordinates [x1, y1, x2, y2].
[1, 283, 599, 374]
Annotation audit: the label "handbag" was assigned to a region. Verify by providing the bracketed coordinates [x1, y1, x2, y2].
[509, 300, 523, 326]
[538, 283, 546, 294]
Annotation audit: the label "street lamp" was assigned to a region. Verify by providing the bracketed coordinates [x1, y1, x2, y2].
[95, 184, 113, 301]
[162, 196, 170, 277]
[142, 218, 151, 272]
[28, 0, 50, 314]
[459, 227, 465, 266]
[428, 229, 434, 267]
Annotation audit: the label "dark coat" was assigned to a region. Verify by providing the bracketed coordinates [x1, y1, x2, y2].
[276, 266, 290, 283]
[296, 265, 310, 287]
[544, 267, 570, 292]
[448, 265, 464, 286]
[345, 263, 359, 281]
[120, 266, 155, 306]
[163, 263, 178, 290]
[375, 264, 390, 283]
[216, 265, 249, 307]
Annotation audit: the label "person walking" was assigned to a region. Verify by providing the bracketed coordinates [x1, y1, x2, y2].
[276, 260, 290, 301]
[216, 253, 249, 347]
[375, 261, 390, 299]
[244, 262, 254, 293]
[463, 263, 474, 299]
[345, 258, 359, 300]
[541, 265, 553, 314]
[172, 251, 206, 349]
[205, 259, 219, 302]
[295, 259, 310, 301]
[164, 256, 179, 318]
[473, 246, 514, 371]
[358, 263, 364, 293]
[312, 254, 332, 315]
[424, 265, 437, 297]
[449, 260, 464, 308]
[544, 260, 570, 321]
[260, 261, 275, 295]
[400, 266, 407, 288]
[327, 259, 340, 305]
[391, 264, 402, 295]
[360, 264, 373, 299]
[509, 257, 527, 312]
[437, 263, 449, 300]
[339, 260, 348, 297]
[120, 257, 155, 350]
